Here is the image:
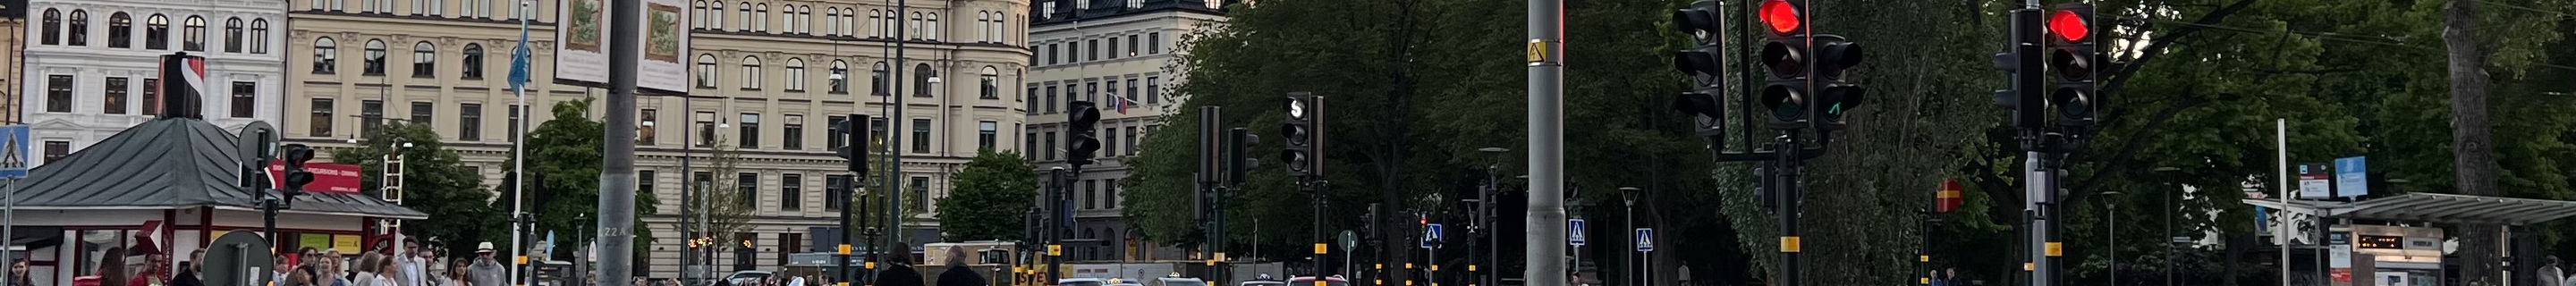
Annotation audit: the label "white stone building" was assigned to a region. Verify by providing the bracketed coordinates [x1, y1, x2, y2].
[19, 0, 287, 165]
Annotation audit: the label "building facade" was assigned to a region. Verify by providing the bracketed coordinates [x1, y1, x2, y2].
[1025, 0, 1227, 262]
[282, 0, 1030, 275]
[19, 0, 287, 166]
[1, 0, 27, 125]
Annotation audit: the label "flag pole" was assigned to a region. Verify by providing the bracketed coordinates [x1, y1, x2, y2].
[508, 1, 533, 285]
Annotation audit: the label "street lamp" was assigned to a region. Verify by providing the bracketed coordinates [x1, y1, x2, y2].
[1617, 187, 1640, 286]
[2101, 190, 2123, 286]
[2151, 166, 2180, 286]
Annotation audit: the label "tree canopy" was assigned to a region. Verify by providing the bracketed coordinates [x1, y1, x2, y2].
[938, 149, 1042, 241]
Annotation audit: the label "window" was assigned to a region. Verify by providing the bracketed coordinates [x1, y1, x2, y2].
[828, 61, 848, 93]
[250, 20, 270, 54]
[826, 115, 848, 149]
[223, 18, 243, 53]
[311, 98, 335, 136]
[869, 117, 889, 151]
[741, 56, 763, 90]
[108, 13, 129, 48]
[976, 13, 988, 42]
[1042, 131, 1055, 160]
[1024, 88, 1037, 114]
[65, 11, 86, 46]
[842, 9, 856, 37]
[1125, 126, 1138, 156]
[784, 115, 804, 150]
[754, 4, 769, 32]
[825, 174, 852, 211]
[462, 44, 486, 79]
[909, 177, 929, 212]
[740, 114, 761, 148]
[45, 75, 72, 113]
[640, 109, 659, 144]
[464, 0, 487, 18]
[40, 9, 58, 46]
[1043, 86, 1056, 113]
[1149, 32, 1162, 54]
[796, 5, 810, 33]
[231, 81, 257, 118]
[417, 0, 443, 16]
[42, 141, 68, 163]
[826, 8, 840, 35]
[462, 103, 483, 141]
[143, 80, 159, 115]
[1022, 132, 1034, 159]
[695, 111, 717, 147]
[978, 122, 996, 150]
[785, 58, 806, 91]
[692, 172, 714, 195]
[781, 173, 802, 210]
[1080, 180, 1094, 209]
[1102, 123, 1116, 157]
[1086, 39, 1097, 61]
[1106, 38, 1116, 59]
[737, 172, 758, 208]
[1127, 35, 1138, 55]
[696, 54, 717, 88]
[737, 4, 750, 31]
[183, 16, 205, 51]
[867, 10, 879, 38]
[362, 0, 377, 13]
[869, 62, 888, 96]
[710, 2, 724, 29]
[925, 13, 938, 41]
[1145, 77, 1160, 104]
[506, 105, 521, 142]
[313, 38, 337, 73]
[692, 1, 708, 29]
[640, 170, 658, 199]
[912, 64, 935, 97]
[1084, 82, 1097, 104]
[412, 41, 437, 78]
[1125, 79, 1138, 105]
[147, 14, 168, 49]
[1045, 44, 1056, 65]
[363, 39, 387, 75]
[911, 119, 931, 153]
[101, 78, 128, 114]
[410, 102, 432, 124]
[908, 13, 921, 39]
[979, 67, 999, 99]
[360, 100, 385, 134]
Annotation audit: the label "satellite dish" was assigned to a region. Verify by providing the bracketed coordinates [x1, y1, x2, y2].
[235, 122, 280, 165]
[202, 231, 275, 286]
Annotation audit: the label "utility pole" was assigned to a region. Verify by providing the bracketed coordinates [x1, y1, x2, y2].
[1524, 0, 1566, 281]
[596, 0, 642, 283]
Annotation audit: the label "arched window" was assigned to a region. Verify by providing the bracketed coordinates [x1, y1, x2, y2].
[692, 1, 707, 29]
[224, 18, 243, 52]
[829, 60, 849, 93]
[825, 8, 840, 36]
[867, 10, 880, 38]
[908, 13, 920, 39]
[183, 16, 206, 51]
[39, 9, 58, 46]
[784, 58, 807, 91]
[412, 41, 437, 77]
[738, 4, 752, 31]
[249, 20, 270, 54]
[740, 55, 763, 89]
[69, 10, 89, 46]
[108, 13, 131, 48]
[912, 63, 935, 97]
[975, 12, 987, 43]
[798, 5, 812, 34]
[753, 4, 768, 32]
[147, 14, 169, 49]
[710, 2, 725, 29]
[979, 66, 998, 99]
[313, 38, 338, 74]
[462, 44, 486, 79]
[362, 38, 387, 75]
[924, 13, 936, 41]
[417, 0, 444, 16]
[869, 61, 888, 96]
[696, 54, 718, 88]
[841, 9, 856, 37]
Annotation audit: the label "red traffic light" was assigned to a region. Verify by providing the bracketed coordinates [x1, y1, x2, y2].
[1758, 0, 1800, 35]
[2047, 8, 2089, 42]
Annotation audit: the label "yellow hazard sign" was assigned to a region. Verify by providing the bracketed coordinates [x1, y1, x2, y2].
[1526, 40, 1549, 63]
[1779, 236, 1802, 253]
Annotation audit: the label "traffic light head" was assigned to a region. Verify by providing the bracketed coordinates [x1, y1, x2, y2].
[1756, 0, 1801, 36]
[1759, 84, 1805, 126]
[1068, 102, 1103, 165]
[1281, 93, 1320, 178]
[1226, 128, 1258, 186]
[2046, 4, 2098, 128]
[281, 144, 316, 193]
[1671, 0, 1724, 80]
[1809, 35, 1866, 130]
[835, 114, 871, 174]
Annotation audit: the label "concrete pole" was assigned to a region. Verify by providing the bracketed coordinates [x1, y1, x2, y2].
[1522, 0, 1564, 283]
[596, 0, 642, 283]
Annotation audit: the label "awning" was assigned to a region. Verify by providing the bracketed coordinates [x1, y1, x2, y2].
[2245, 193, 2576, 225]
[3, 118, 426, 219]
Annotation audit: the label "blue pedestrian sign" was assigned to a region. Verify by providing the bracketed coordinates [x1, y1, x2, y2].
[1635, 228, 1655, 252]
[1422, 223, 1444, 249]
[1568, 219, 1588, 246]
[0, 125, 30, 179]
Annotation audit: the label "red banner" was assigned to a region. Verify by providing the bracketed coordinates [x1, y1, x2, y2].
[268, 161, 366, 194]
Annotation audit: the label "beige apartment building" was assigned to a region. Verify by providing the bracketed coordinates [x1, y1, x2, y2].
[282, 0, 1030, 275]
[1, 0, 24, 124]
[1023, 0, 1229, 262]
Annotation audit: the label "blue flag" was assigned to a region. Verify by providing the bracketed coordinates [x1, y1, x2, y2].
[508, 23, 533, 91]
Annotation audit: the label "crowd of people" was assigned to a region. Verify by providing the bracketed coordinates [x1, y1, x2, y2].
[265, 239, 508, 286]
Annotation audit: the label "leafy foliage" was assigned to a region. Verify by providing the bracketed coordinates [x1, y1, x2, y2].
[499, 97, 661, 259]
[334, 122, 505, 257]
[938, 149, 1042, 241]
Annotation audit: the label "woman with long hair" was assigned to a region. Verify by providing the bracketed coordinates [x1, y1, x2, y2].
[364, 255, 394, 286]
[351, 254, 383, 286]
[93, 248, 131, 286]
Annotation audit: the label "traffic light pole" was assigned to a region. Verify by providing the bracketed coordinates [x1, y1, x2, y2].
[1771, 134, 1802, 286]
[1046, 167, 1068, 282]
[1309, 179, 1330, 286]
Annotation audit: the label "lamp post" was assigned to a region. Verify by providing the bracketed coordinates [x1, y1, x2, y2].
[1475, 147, 1508, 286]
[1617, 187, 1639, 286]
[2151, 166, 2178, 286]
[2101, 190, 2123, 286]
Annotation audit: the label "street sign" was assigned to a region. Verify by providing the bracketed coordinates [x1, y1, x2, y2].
[1635, 228, 1655, 252]
[0, 124, 29, 178]
[1340, 231, 1358, 251]
[2335, 156, 2368, 198]
[1568, 219, 1588, 246]
[1422, 223, 1444, 248]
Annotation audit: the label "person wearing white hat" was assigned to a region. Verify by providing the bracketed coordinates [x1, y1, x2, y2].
[467, 243, 505, 286]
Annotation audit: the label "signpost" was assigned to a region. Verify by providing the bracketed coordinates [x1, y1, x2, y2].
[0, 124, 25, 285]
[1634, 228, 1653, 286]
[1424, 223, 1445, 249]
[1568, 219, 1587, 246]
[1634, 229, 1653, 252]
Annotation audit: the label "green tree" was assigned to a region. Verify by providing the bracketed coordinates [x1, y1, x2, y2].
[497, 97, 661, 260]
[937, 149, 1041, 241]
[335, 122, 506, 256]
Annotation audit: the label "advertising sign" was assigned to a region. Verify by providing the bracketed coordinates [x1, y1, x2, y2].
[2336, 156, 2368, 198]
[2298, 163, 2333, 199]
[269, 161, 366, 193]
[555, 0, 692, 94]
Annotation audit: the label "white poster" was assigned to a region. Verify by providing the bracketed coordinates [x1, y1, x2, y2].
[2373, 272, 2406, 286]
[555, 0, 691, 94]
[2330, 245, 2351, 268]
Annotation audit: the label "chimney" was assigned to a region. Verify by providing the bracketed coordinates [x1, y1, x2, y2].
[158, 53, 208, 120]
